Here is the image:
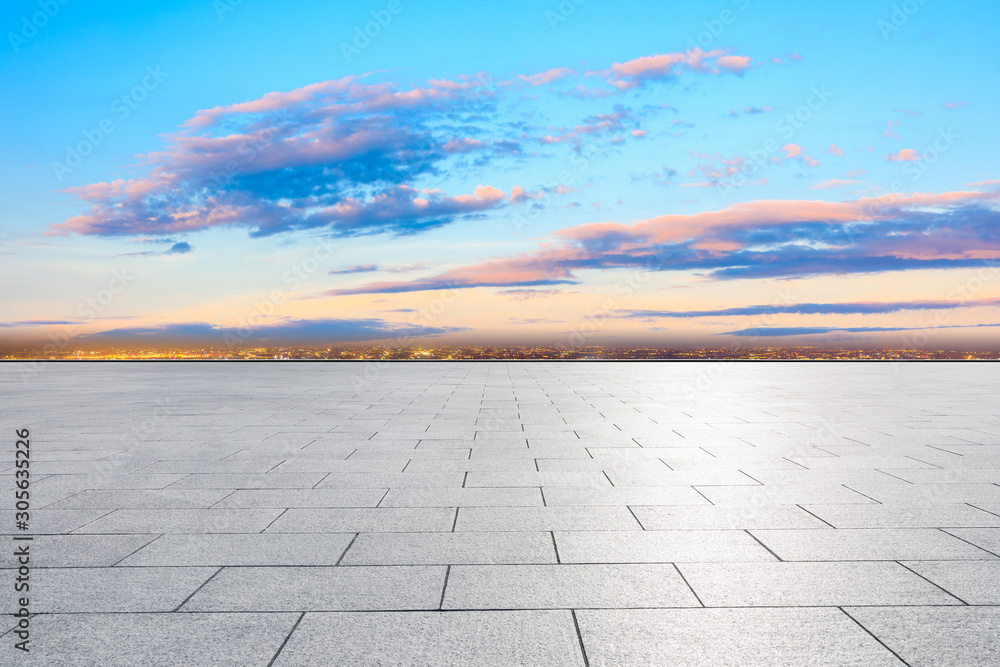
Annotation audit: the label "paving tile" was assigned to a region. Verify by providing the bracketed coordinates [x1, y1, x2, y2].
[272, 610, 585, 666]
[210, 488, 387, 508]
[18, 613, 299, 666]
[405, 458, 537, 472]
[0, 534, 158, 568]
[72, 508, 282, 533]
[41, 489, 234, 510]
[695, 484, 877, 505]
[119, 533, 357, 566]
[379, 487, 543, 507]
[845, 607, 1000, 667]
[677, 561, 961, 606]
[576, 608, 904, 666]
[340, 531, 557, 565]
[555, 530, 776, 563]
[900, 560, 1000, 604]
[541, 486, 711, 506]
[314, 472, 465, 488]
[164, 473, 326, 489]
[842, 483, 1000, 505]
[266, 507, 455, 532]
[182, 565, 445, 611]
[606, 469, 760, 486]
[13, 509, 111, 533]
[942, 527, 1000, 554]
[750, 528, 999, 561]
[444, 563, 699, 609]
[631, 505, 830, 530]
[20, 566, 218, 612]
[801, 504, 1000, 528]
[456, 506, 641, 531]
[465, 471, 612, 487]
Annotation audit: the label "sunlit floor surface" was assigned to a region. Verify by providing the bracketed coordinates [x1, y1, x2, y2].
[2, 361, 999, 666]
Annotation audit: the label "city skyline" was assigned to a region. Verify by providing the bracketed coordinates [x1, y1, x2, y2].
[3, 0, 999, 354]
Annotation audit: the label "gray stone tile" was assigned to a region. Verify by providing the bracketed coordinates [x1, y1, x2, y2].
[182, 565, 445, 611]
[465, 471, 612, 487]
[341, 531, 557, 565]
[19, 613, 299, 666]
[632, 505, 830, 530]
[72, 509, 282, 534]
[444, 563, 700, 609]
[541, 486, 710, 506]
[119, 533, 357, 566]
[273, 458, 409, 473]
[678, 561, 961, 606]
[942, 527, 1000, 554]
[695, 484, 876, 505]
[750, 528, 999, 561]
[576, 608, 904, 666]
[266, 507, 455, 533]
[901, 560, 1000, 604]
[19, 566, 217, 612]
[846, 607, 1000, 667]
[741, 469, 908, 485]
[606, 469, 760, 486]
[380, 487, 543, 507]
[314, 472, 465, 488]
[0, 534, 158, 568]
[555, 530, 776, 563]
[843, 483, 1000, 505]
[273, 610, 585, 666]
[210, 488, 387, 508]
[165, 473, 327, 489]
[801, 504, 1000, 528]
[12, 509, 111, 533]
[41, 489, 234, 510]
[456, 506, 641, 531]
[405, 458, 537, 472]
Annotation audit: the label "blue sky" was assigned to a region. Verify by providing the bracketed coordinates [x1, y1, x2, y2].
[2, 0, 999, 351]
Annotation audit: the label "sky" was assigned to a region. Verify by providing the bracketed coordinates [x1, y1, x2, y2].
[2, 0, 999, 352]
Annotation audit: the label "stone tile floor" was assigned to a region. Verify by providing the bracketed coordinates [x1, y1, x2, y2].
[2, 361, 999, 665]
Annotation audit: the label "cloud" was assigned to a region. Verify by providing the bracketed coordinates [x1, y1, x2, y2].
[887, 148, 921, 162]
[810, 179, 860, 190]
[167, 242, 192, 254]
[0, 320, 81, 328]
[329, 264, 379, 275]
[622, 297, 1000, 319]
[517, 68, 574, 86]
[315, 189, 1000, 294]
[828, 144, 844, 156]
[79, 318, 467, 344]
[728, 106, 773, 118]
[725, 323, 1000, 337]
[329, 262, 431, 275]
[601, 48, 753, 91]
[496, 289, 571, 300]
[782, 143, 803, 159]
[50, 73, 513, 239]
[944, 101, 968, 109]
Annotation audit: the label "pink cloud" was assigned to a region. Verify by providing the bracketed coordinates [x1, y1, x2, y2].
[828, 144, 844, 156]
[441, 138, 488, 153]
[887, 148, 921, 162]
[603, 48, 753, 90]
[631, 130, 647, 138]
[782, 144, 803, 159]
[810, 179, 860, 190]
[944, 101, 968, 109]
[517, 68, 574, 86]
